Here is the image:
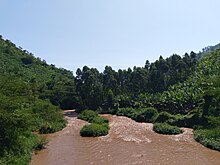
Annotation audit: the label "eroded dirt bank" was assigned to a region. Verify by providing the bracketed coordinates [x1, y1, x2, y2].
[30, 110, 220, 165]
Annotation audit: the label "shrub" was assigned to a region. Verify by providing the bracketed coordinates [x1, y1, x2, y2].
[194, 128, 220, 151]
[116, 107, 136, 119]
[33, 100, 67, 134]
[154, 111, 173, 123]
[21, 56, 33, 65]
[78, 110, 110, 137]
[135, 107, 158, 122]
[207, 116, 220, 128]
[77, 110, 98, 122]
[91, 116, 109, 124]
[39, 123, 55, 134]
[38, 119, 66, 134]
[169, 113, 202, 128]
[80, 123, 109, 137]
[34, 135, 48, 150]
[153, 123, 183, 135]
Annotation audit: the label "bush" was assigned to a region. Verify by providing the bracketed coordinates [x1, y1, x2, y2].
[207, 116, 220, 128]
[154, 111, 173, 123]
[115, 107, 159, 123]
[135, 107, 158, 122]
[80, 123, 109, 137]
[78, 110, 110, 137]
[194, 128, 220, 151]
[39, 120, 66, 134]
[116, 107, 136, 119]
[77, 110, 98, 122]
[39, 123, 56, 134]
[21, 56, 33, 65]
[34, 135, 48, 150]
[33, 100, 67, 134]
[153, 123, 183, 135]
[169, 113, 202, 128]
[91, 116, 109, 124]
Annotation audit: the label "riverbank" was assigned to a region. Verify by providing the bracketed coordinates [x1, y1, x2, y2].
[30, 110, 220, 165]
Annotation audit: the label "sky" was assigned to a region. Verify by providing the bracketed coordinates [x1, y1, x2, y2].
[0, 0, 220, 73]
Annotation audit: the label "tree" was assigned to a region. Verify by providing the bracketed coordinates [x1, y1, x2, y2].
[145, 60, 151, 70]
[75, 66, 104, 110]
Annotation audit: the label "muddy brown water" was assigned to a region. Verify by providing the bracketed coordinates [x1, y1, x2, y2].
[30, 110, 220, 165]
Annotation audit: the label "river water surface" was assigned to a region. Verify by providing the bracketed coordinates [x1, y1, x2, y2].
[30, 110, 220, 165]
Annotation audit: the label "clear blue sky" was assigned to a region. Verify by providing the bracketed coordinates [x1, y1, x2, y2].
[0, 0, 219, 73]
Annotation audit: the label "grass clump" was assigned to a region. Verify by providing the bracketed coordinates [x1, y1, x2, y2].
[153, 123, 183, 135]
[91, 116, 109, 124]
[33, 135, 48, 150]
[80, 123, 109, 137]
[194, 128, 220, 151]
[78, 110, 109, 137]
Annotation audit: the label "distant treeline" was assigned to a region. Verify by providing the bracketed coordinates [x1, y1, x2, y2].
[75, 52, 198, 110]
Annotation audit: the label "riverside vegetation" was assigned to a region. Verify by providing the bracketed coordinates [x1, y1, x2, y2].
[0, 36, 74, 164]
[0, 35, 219, 164]
[78, 110, 109, 137]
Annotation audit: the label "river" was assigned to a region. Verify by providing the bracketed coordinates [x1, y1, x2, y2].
[30, 110, 220, 165]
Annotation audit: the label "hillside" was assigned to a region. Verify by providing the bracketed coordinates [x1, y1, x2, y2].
[197, 43, 220, 59]
[0, 35, 78, 109]
[0, 36, 77, 164]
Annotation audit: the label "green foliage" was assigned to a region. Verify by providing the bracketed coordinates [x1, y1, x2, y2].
[0, 119, 39, 165]
[75, 50, 199, 110]
[154, 83, 203, 114]
[75, 67, 104, 110]
[0, 36, 77, 110]
[207, 116, 220, 128]
[32, 100, 67, 134]
[91, 116, 109, 124]
[0, 36, 73, 164]
[116, 107, 137, 119]
[77, 110, 99, 122]
[154, 111, 173, 123]
[33, 135, 48, 150]
[153, 123, 183, 135]
[194, 128, 220, 151]
[115, 107, 158, 123]
[154, 111, 202, 128]
[77, 109, 109, 125]
[0, 134, 37, 165]
[80, 123, 109, 137]
[134, 107, 158, 122]
[21, 56, 33, 65]
[0, 112, 31, 156]
[193, 73, 220, 149]
[78, 110, 109, 137]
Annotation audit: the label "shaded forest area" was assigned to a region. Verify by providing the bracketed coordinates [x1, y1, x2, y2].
[0, 35, 219, 164]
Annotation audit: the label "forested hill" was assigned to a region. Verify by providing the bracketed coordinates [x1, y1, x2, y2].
[197, 43, 220, 59]
[75, 50, 199, 110]
[75, 43, 219, 112]
[0, 35, 78, 109]
[0, 35, 77, 164]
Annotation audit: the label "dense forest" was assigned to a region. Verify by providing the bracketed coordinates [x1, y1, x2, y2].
[0, 35, 219, 164]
